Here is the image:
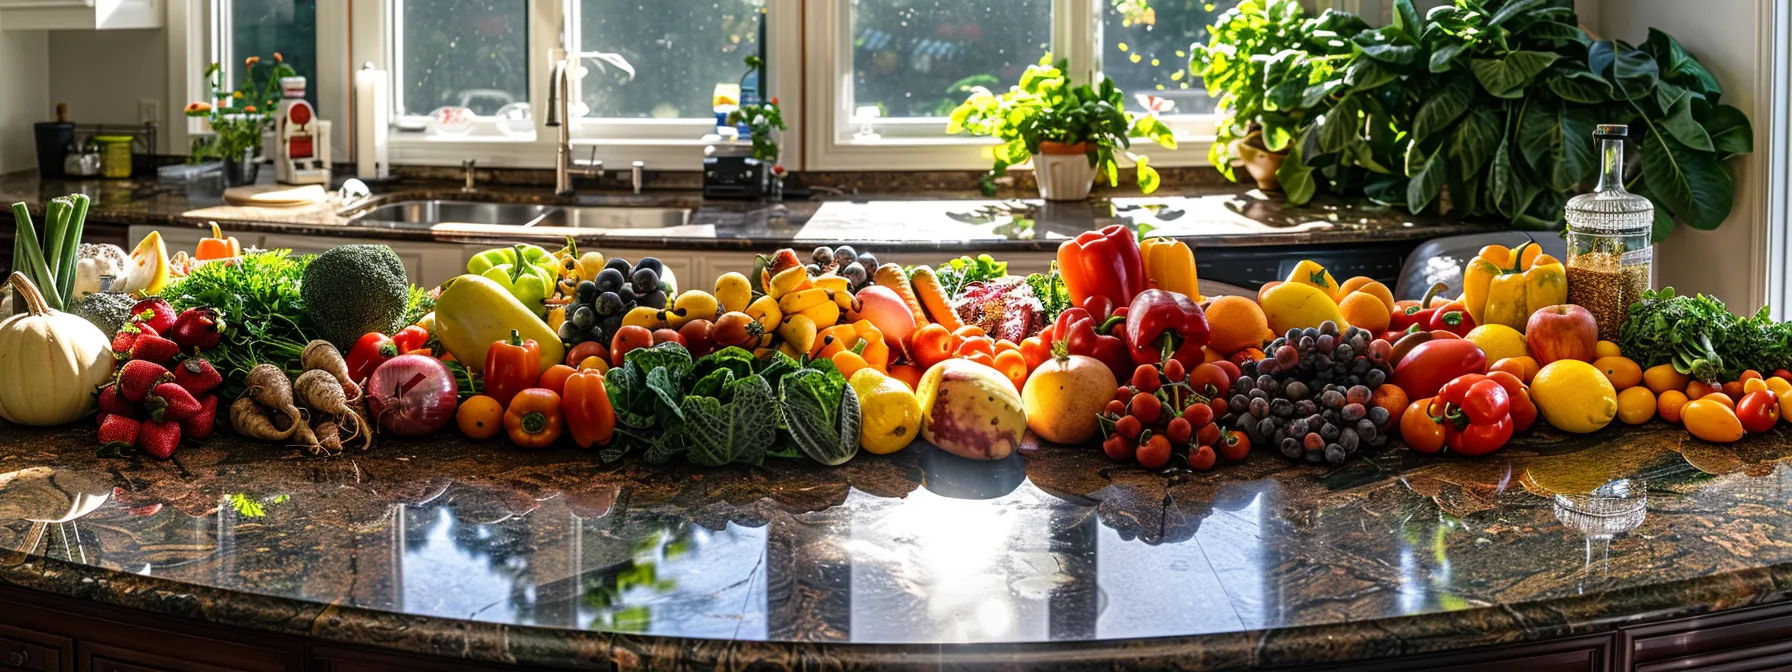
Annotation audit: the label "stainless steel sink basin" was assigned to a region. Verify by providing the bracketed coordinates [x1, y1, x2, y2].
[355, 200, 554, 226]
[348, 199, 691, 229]
[533, 206, 691, 229]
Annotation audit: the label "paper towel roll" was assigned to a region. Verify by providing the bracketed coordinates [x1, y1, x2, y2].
[354, 65, 390, 180]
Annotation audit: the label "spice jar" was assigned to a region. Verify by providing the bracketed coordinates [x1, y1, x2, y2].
[1565, 124, 1653, 340]
[95, 135, 134, 179]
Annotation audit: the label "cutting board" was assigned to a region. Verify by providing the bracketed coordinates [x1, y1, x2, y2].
[222, 184, 327, 208]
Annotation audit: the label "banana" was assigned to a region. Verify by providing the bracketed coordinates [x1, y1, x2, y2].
[768, 265, 812, 299]
[796, 301, 841, 328]
[812, 275, 849, 294]
[714, 272, 753, 313]
[777, 314, 818, 355]
[668, 290, 720, 327]
[622, 305, 667, 330]
[778, 287, 832, 314]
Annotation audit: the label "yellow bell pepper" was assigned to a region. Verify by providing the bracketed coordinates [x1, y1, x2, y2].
[1461, 242, 1566, 331]
[1139, 238, 1204, 302]
[1285, 260, 1340, 299]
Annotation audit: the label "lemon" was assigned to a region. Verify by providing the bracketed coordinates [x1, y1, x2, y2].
[1532, 360, 1618, 433]
[1466, 324, 1528, 364]
[849, 368, 923, 454]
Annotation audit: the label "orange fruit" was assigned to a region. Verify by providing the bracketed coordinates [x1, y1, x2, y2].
[1683, 399, 1745, 443]
[1202, 346, 1225, 363]
[1337, 276, 1373, 299]
[456, 395, 505, 440]
[1205, 296, 1273, 355]
[1658, 390, 1689, 423]
[1490, 356, 1541, 384]
[1642, 364, 1688, 395]
[1594, 340, 1622, 359]
[1338, 292, 1391, 335]
[1744, 378, 1771, 395]
[1616, 387, 1656, 425]
[1703, 392, 1735, 410]
[1347, 280, 1397, 312]
[1371, 384, 1409, 427]
[1687, 380, 1718, 400]
[1592, 356, 1643, 390]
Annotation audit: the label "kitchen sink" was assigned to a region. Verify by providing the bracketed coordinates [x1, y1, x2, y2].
[348, 199, 691, 229]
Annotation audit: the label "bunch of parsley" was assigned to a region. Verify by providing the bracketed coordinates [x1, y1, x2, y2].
[1619, 287, 1792, 383]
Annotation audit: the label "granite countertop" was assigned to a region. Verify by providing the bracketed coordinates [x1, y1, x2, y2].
[0, 170, 1489, 252]
[2, 421, 1790, 669]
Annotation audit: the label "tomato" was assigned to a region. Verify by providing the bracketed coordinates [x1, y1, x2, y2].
[1165, 417, 1193, 444]
[1197, 422, 1222, 447]
[1392, 339, 1488, 399]
[652, 328, 684, 346]
[1683, 399, 1745, 443]
[1210, 360, 1242, 384]
[1188, 444, 1218, 470]
[678, 319, 715, 356]
[1218, 430, 1250, 461]
[1737, 390, 1781, 434]
[1102, 435, 1135, 461]
[1187, 363, 1232, 400]
[610, 325, 654, 365]
[1114, 415, 1143, 439]
[565, 340, 609, 368]
[1136, 434, 1172, 469]
[1130, 391, 1163, 425]
[1398, 398, 1447, 453]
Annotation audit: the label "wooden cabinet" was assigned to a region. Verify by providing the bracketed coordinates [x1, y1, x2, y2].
[0, 623, 69, 672]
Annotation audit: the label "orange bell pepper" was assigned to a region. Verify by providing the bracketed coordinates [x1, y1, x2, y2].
[484, 330, 541, 409]
[194, 222, 241, 261]
[504, 388, 564, 448]
[562, 370, 615, 449]
[1056, 224, 1147, 312]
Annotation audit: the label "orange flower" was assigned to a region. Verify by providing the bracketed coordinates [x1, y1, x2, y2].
[245, 56, 260, 67]
[769, 96, 779, 106]
[233, 91, 243, 99]
[243, 105, 257, 113]
[273, 52, 283, 63]
[183, 102, 213, 116]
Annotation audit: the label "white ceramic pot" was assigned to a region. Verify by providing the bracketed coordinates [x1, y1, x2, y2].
[1033, 141, 1095, 201]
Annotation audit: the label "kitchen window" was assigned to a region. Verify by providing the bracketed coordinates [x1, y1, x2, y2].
[849, 0, 1052, 124]
[222, 0, 318, 105]
[569, 0, 765, 122]
[392, 0, 532, 125]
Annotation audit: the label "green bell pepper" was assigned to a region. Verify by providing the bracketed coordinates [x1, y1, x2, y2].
[468, 243, 558, 278]
[477, 244, 557, 316]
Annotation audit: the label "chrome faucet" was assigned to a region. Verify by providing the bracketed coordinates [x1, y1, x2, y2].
[461, 159, 476, 192]
[546, 57, 604, 196]
[631, 161, 645, 194]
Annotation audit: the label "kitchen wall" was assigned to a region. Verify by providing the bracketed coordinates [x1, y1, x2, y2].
[1594, 0, 1778, 313]
[0, 29, 50, 174]
[47, 28, 170, 154]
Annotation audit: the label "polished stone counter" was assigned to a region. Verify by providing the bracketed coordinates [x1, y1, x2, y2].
[1, 420, 1789, 669]
[0, 170, 1488, 253]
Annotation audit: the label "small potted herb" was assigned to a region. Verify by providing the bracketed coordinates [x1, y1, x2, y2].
[185, 53, 297, 186]
[948, 54, 1176, 200]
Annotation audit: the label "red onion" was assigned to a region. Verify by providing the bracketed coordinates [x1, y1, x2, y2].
[365, 355, 459, 437]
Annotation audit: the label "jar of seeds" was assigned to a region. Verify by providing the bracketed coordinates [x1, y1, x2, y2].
[1565, 124, 1653, 340]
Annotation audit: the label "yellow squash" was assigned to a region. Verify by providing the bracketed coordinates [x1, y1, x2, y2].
[434, 274, 565, 375]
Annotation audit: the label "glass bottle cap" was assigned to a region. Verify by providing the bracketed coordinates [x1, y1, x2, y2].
[1594, 124, 1628, 139]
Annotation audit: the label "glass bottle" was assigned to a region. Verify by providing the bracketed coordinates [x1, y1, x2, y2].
[1565, 124, 1654, 340]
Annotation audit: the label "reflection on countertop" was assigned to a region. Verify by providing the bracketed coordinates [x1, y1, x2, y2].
[0, 169, 1490, 253]
[3, 421, 1792, 668]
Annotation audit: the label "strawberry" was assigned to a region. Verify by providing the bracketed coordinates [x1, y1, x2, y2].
[168, 307, 226, 352]
[117, 360, 170, 402]
[130, 298, 177, 334]
[173, 358, 223, 396]
[98, 414, 142, 448]
[146, 382, 202, 422]
[110, 321, 156, 356]
[138, 419, 181, 459]
[179, 394, 218, 441]
[128, 333, 181, 365]
[96, 384, 137, 419]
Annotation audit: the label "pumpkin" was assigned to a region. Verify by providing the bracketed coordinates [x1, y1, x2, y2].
[0, 273, 116, 426]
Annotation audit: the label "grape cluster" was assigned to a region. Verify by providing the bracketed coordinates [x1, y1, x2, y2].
[559, 257, 669, 346]
[1220, 321, 1397, 465]
[808, 245, 879, 293]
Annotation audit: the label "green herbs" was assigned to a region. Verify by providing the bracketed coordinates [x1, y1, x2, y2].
[1618, 287, 1792, 383]
[1025, 265, 1073, 322]
[930, 254, 1009, 298]
[601, 344, 859, 467]
[947, 54, 1176, 196]
[9, 195, 91, 311]
[160, 249, 317, 399]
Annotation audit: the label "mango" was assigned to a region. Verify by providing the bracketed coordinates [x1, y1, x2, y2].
[1259, 281, 1350, 335]
[915, 359, 1026, 460]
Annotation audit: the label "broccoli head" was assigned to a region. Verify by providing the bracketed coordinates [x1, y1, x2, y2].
[301, 244, 412, 349]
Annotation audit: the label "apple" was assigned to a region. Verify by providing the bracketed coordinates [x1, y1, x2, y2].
[1526, 304, 1598, 365]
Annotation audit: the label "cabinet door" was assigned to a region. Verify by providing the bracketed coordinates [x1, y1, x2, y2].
[0, 623, 69, 672]
[128, 226, 265, 257]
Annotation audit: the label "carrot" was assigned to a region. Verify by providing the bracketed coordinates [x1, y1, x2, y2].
[874, 264, 929, 326]
[301, 340, 361, 402]
[229, 396, 294, 441]
[907, 266, 963, 330]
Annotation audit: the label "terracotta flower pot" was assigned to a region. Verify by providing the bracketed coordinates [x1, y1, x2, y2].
[1033, 141, 1095, 201]
[1233, 131, 1286, 191]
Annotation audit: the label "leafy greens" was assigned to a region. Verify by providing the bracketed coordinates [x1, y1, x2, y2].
[1618, 287, 1792, 383]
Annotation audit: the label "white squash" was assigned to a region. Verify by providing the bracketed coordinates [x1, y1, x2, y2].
[0, 273, 116, 426]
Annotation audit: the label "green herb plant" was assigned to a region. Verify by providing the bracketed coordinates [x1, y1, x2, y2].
[1294, 0, 1751, 238]
[1618, 287, 1792, 384]
[947, 54, 1177, 196]
[926, 254, 1009, 298]
[1190, 0, 1376, 194]
[1024, 263, 1074, 323]
[186, 53, 297, 163]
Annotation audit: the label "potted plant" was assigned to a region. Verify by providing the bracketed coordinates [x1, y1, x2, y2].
[1191, 0, 1374, 194]
[186, 53, 297, 186]
[1298, 0, 1750, 238]
[947, 54, 1176, 201]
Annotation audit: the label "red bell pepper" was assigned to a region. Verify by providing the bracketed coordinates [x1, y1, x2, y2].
[1050, 307, 1132, 383]
[1123, 289, 1211, 368]
[1057, 225, 1147, 313]
[484, 330, 542, 409]
[563, 369, 616, 449]
[1426, 299, 1477, 337]
[345, 332, 395, 384]
[1436, 373, 1514, 456]
[1485, 371, 1536, 432]
[393, 325, 430, 355]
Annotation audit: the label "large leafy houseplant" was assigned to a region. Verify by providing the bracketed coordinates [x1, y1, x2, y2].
[1191, 0, 1380, 192]
[1281, 0, 1751, 239]
[948, 54, 1177, 197]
